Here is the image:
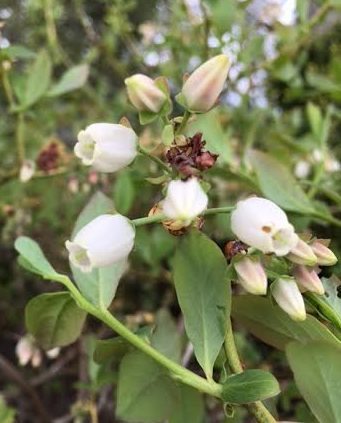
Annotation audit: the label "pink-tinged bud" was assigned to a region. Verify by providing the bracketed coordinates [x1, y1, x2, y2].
[180, 55, 230, 112]
[234, 257, 267, 295]
[125, 74, 167, 113]
[311, 240, 337, 266]
[286, 239, 317, 266]
[293, 265, 325, 295]
[272, 278, 306, 321]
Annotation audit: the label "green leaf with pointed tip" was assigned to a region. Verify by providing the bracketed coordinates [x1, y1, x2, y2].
[116, 351, 178, 423]
[22, 50, 51, 108]
[222, 369, 280, 404]
[173, 230, 230, 378]
[286, 341, 341, 423]
[232, 296, 340, 350]
[47, 64, 89, 97]
[248, 150, 314, 213]
[15, 236, 61, 280]
[26, 292, 86, 350]
[70, 191, 127, 308]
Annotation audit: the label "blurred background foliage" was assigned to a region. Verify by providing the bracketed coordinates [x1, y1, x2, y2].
[0, 0, 340, 421]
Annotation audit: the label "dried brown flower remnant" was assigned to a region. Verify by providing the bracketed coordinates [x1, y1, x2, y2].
[224, 240, 248, 261]
[36, 142, 61, 172]
[165, 132, 218, 177]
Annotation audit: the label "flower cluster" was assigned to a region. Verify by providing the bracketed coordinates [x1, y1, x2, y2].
[66, 54, 338, 324]
[15, 335, 60, 368]
[230, 197, 337, 321]
[67, 55, 229, 273]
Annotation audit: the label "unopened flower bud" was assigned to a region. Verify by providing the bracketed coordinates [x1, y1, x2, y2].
[31, 349, 43, 368]
[180, 55, 230, 112]
[15, 336, 34, 366]
[272, 278, 306, 321]
[162, 178, 208, 226]
[66, 214, 135, 273]
[231, 197, 298, 256]
[310, 240, 338, 266]
[75, 123, 137, 173]
[15, 335, 42, 367]
[286, 239, 317, 266]
[19, 160, 35, 183]
[46, 347, 60, 359]
[234, 257, 267, 295]
[293, 265, 324, 295]
[125, 74, 167, 113]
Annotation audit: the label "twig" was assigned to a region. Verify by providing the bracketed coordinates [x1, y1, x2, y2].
[0, 354, 50, 422]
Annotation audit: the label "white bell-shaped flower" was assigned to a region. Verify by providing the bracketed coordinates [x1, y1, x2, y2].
[125, 74, 167, 113]
[66, 214, 135, 273]
[231, 197, 298, 256]
[74, 123, 137, 173]
[181, 55, 230, 112]
[234, 257, 267, 295]
[162, 178, 208, 226]
[272, 278, 306, 321]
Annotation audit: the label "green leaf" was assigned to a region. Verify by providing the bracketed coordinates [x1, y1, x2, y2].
[47, 64, 89, 97]
[286, 341, 341, 423]
[25, 292, 86, 350]
[113, 171, 135, 214]
[232, 296, 340, 350]
[173, 230, 230, 378]
[116, 351, 178, 423]
[307, 102, 323, 141]
[151, 309, 182, 363]
[71, 191, 126, 308]
[93, 337, 131, 364]
[323, 276, 341, 319]
[222, 369, 280, 404]
[169, 385, 205, 423]
[22, 50, 51, 108]
[187, 109, 231, 163]
[0, 397, 15, 423]
[15, 236, 60, 279]
[248, 150, 314, 213]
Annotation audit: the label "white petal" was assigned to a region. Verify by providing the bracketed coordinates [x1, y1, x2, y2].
[69, 214, 135, 271]
[231, 197, 297, 255]
[162, 178, 208, 222]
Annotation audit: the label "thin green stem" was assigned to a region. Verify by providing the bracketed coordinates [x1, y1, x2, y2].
[133, 214, 166, 227]
[203, 206, 235, 216]
[58, 275, 222, 398]
[224, 321, 277, 423]
[16, 113, 26, 165]
[132, 206, 235, 227]
[138, 146, 172, 174]
[1, 69, 16, 109]
[175, 110, 191, 135]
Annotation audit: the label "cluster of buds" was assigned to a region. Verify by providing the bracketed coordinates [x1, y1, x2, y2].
[166, 132, 218, 177]
[229, 197, 337, 321]
[15, 335, 60, 368]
